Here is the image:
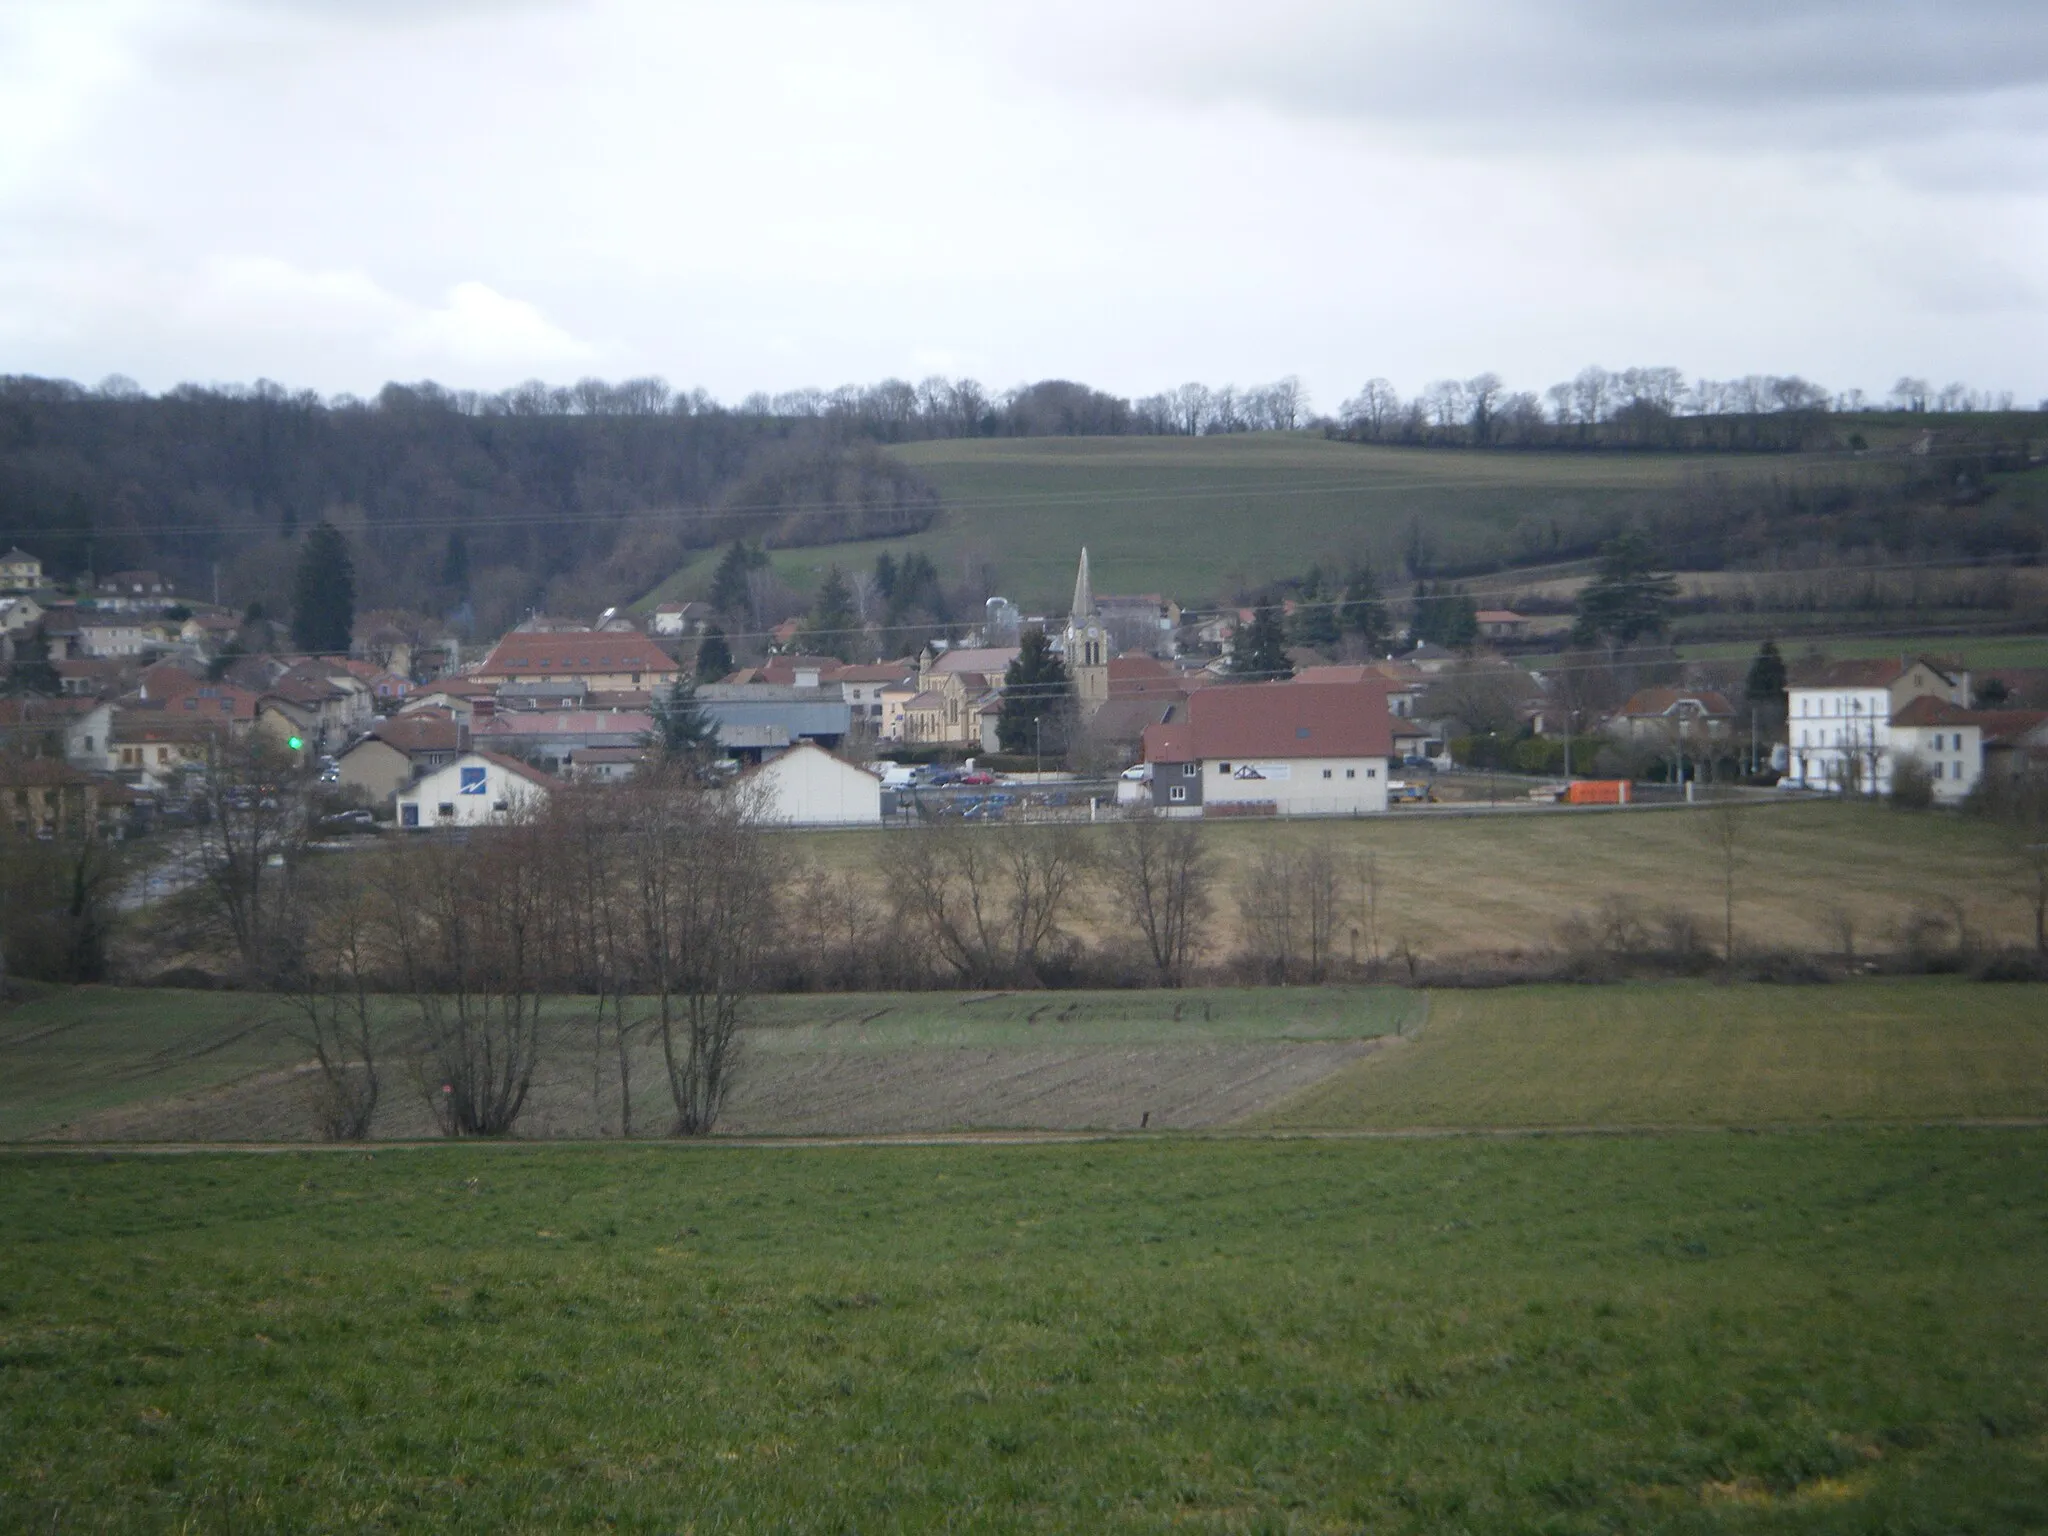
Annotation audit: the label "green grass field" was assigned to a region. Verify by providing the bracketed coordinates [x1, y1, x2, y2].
[3, 1132, 2043, 1530]
[640, 436, 1834, 614]
[1676, 632, 2048, 669]
[1258, 980, 2048, 1131]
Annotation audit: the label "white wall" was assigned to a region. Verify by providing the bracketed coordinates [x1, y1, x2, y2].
[1786, 687, 1892, 793]
[1203, 755, 1390, 816]
[396, 754, 551, 829]
[746, 745, 881, 826]
[1891, 725, 1982, 803]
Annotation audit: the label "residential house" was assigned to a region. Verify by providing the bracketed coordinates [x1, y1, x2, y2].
[0, 547, 44, 590]
[834, 661, 916, 735]
[878, 681, 918, 741]
[0, 755, 109, 837]
[1785, 657, 1967, 794]
[738, 742, 882, 826]
[1096, 592, 1183, 659]
[336, 714, 470, 801]
[0, 696, 109, 765]
[473, 630, 681, 691]
[567, 745, 646, 782]
[1887, 697, 1986, 803]
[1979, 711, 2048, 785]
[98, 570, 171, 602]
[0, 594, 45, 636]
[1608, 687, 1739, 745]
[73, 619, 152, 659]
[649, 601, 713, 637]
[396, 751, 553, 829]
[106, 711, 226, 789]
[53, 658, 129, 698]
[1475, 610, 1531, 642]
[1142, 681, 1395, 817]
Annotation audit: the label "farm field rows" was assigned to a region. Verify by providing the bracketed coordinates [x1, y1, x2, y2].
[3, 1132, 2043, 1530]
[7, 975, 2045, 1143]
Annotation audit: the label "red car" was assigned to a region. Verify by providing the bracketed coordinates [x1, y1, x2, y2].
[958, 770, 997, 786]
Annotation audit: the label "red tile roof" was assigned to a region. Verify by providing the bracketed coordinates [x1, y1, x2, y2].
[476, 632, 680, 680]
[1619, 687, 1737, 718]
[1143, 681, 1394, 763]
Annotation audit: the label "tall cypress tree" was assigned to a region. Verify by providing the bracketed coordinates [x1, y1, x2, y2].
[1745, 639, 1787, 706]
[802, 566, 858, 661]
[290, 521, 355, 654]
[695, 627, 734, 682]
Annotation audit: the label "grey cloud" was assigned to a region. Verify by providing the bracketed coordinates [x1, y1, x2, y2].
[1013, 1, 2048, 150]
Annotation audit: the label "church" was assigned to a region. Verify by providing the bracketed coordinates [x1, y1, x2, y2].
[1060, 547, 1111, 715]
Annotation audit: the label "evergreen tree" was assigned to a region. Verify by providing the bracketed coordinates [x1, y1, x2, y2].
[649, 677, 717, 763]
[438, 529, 470, 592]
[802, 565, 858, 660]
[710, 541, 766, 616]
[872, 551, 898, 602]
[1744, 639, 1787, 706]
[997, 626, 1074, 755]
[290, 521, 355, 654]
[694, 626, 734, 682]
[1572, 532, 1678, 648]
[1229, 606, 1293, 680]
[2, 627, 60, 696]
[1339, 563, 1390, 653]
[1410, 581, 1478, 649]
[1288, 564, 1342, 652]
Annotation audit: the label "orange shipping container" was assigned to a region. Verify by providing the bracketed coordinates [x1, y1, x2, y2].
[1564, 779, 1632, 805]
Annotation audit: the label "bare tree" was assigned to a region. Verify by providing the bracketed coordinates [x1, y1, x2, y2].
[379, 829, 553, 1137]
[1099, 813, 1212, 985]
[1706, 802, 1743, 961]
[628, 768, 782, 1135]
[548, 787, 641, 1136]
[891, 824, 1087, 986]
[1355, 851, 1383, 974]
[195, 732, 308, 979]
[1237, 847, 1299, 983]
[282, 877, 381, 1140]
[1298, 844, 1347, 982]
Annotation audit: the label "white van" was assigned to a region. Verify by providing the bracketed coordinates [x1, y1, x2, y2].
[880, 763, 922, 791]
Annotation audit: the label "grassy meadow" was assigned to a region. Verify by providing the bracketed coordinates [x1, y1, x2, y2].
[3, 1132, 2044, 1531]
[795, 798, 2042, 959]
[638, 436, 1835, 614]
[1259, 980, 2048, 1132]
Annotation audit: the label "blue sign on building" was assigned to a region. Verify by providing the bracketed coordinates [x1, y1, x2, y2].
[459, 765, 487, 795]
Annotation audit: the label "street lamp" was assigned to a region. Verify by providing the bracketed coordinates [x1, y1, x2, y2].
[1033, 715, 1042, 781]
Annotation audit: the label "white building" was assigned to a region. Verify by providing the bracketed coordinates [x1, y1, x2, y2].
[1888, 698, 1983, 803]
[739, 742, 882, 826]
[396, 750, 553, 830]
[1785, 657, 1966, 795]
[1141, 681, 1394, 817]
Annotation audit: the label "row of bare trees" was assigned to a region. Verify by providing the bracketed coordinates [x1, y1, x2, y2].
[256, 760, 780, 1141]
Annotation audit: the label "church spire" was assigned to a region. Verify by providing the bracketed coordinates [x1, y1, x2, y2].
[1070, 547, 1094, 622]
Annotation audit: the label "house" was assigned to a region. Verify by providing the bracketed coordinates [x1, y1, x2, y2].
[834, 661, 917, 735]
[73, 619, 152, 658]
[1608, 687, 1739, 744]
[0, 594, 45, 636]
[878, 681, 917, 742]
[0, 696, 108, 765]
[106, 710, 226, 788]
[567, 745, 646, 783]
[1141, 681, 1394, 817]
[739, 742, 883, 826]
[98, 570, 170, 601]
[337, 714, 470, 801]
[0, 755, 109, 837]
[472, 630, 681, 691]
[1475, 610, 1530, 642]
[1887, 698, 1986, 803]
[396, 751, 553, 829]
[1785, 657, 1967, 794]
[1095, 592, 1183, 659]
[0, 547, 44, 590]
[1978, 710, 2048, 785]
[910, 646, 1017, 746]
[649, 601, 714, 638]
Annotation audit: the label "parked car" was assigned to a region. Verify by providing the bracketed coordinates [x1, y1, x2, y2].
[318, 808, 379, 833]
[958, 770, 997, 786]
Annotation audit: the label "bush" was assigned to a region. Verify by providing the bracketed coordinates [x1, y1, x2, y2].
[1890, 756, 1935, 810]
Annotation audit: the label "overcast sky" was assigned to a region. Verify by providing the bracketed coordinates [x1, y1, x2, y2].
[2, 0, 2044, 411]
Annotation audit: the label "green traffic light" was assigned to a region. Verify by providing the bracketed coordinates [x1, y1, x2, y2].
[288, 736, 304, 751]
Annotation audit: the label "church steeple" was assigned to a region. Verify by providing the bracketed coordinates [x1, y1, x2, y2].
[1063, 546, 1109, 716]
[1070, 547, 1095, 623]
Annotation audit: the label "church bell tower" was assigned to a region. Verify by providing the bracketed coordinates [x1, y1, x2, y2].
[1063, 547, 1109, 715]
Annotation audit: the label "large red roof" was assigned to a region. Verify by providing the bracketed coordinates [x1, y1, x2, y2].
[1142, 681, 1394, 763]
[477, 632, 679, 679]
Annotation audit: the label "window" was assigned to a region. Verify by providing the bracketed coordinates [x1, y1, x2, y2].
[437, 802, 454, 818]
[1182, 763, 1198, 776]
[1296, 726, 1311, 739]
[1322, 768, 1332, 779]
[1366, 767, 1376, 778]
[1217, 762, 1231, 774]
[1933, 761, 1944, 779]
[1345, 768, 1356, 779]
[401, 803, 419, 827]
[1169, 785, 1186, 802]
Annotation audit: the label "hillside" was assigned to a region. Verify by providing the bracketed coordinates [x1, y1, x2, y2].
[639, 433, 2035, 619]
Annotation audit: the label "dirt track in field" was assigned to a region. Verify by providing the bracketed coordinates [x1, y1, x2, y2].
[41, 1040, 1387, 1142]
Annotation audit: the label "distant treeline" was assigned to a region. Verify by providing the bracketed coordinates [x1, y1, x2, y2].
[0, 375, 940, 634]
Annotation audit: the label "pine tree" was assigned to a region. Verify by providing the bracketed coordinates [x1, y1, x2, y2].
[1288, 564, 1341, 652]
[290, 521, 355, 654]
[694, 627, 734, 682]
[1572, 532, 1678, 648]
[997, 627, 1074, 755]
[802, 566, 858, 661]
[710, 541, 765, 617]
[649, 677, 716, 763]
[1230, 606, 1293, 680]
[1339, 563, 1390, 653]
[1745, 639, 1787, 706]
[438, 530, 470, 593]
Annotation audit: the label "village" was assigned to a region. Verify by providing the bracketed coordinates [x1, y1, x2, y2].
[4, 541, 2048, 842]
